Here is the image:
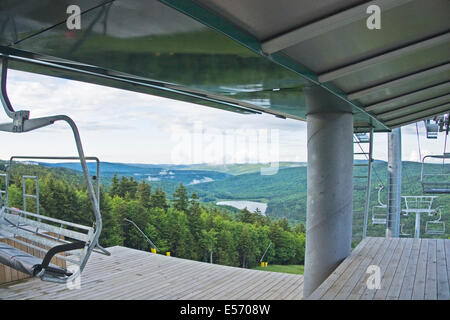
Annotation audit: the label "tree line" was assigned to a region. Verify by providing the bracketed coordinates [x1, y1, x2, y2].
[2, 167, 306, 269]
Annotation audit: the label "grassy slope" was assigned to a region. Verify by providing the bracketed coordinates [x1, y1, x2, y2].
[252, 264, 304, 275]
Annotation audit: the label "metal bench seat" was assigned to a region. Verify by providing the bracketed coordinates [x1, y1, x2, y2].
[0, 206, 92, 281]
[0, 242, 67, 277]
[422, 184, 450, 194]
[0, 207, 95, 264]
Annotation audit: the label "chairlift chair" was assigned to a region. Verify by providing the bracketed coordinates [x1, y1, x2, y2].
[355, 133, 370, 143]
[0, 57, 109, 284]
[425, 208, 445, 235]
[371, 185, 387, 225]
[424, 119, 439, 139]
[401, 196, 438, 214]
[399, 224, 410, 237]
[420, 153, 450, 194]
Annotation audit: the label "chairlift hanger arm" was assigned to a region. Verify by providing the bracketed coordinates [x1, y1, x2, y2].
[0, 57, 30, 131]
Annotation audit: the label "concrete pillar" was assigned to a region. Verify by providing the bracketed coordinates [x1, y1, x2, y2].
[303, 87, 354, 298]
[386, 128, 402, 238]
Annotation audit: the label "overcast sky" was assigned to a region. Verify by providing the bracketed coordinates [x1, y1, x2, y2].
[0, 70, 446, 165]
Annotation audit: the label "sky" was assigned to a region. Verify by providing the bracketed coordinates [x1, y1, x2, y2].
[0, 70, 447, 165]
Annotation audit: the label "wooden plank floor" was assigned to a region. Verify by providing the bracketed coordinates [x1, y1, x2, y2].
[0, 246, 303, 300]
[307, 237, 450, 300]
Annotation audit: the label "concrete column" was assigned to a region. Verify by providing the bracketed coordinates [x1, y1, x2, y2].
[303, 87, 354, 298]
[386, 128, 402, 238]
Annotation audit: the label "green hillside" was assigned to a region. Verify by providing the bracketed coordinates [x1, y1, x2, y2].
[196, 161, 450, 241]
[177, 162, 306, 175]
[4, 159, 448, 245]
[0, 162, 306, 269]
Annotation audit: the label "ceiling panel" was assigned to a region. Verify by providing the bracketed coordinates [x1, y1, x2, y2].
[281, 0, 450, 74]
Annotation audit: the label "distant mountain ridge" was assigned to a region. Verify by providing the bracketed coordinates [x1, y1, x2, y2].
[38, 161, 231, 186]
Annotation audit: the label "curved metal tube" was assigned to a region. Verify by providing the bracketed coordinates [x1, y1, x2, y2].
[0, 57, 15, 118]
[52, 115, 102, 273]
[124, 218, 158, 251]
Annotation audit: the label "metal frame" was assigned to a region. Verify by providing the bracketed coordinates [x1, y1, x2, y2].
[402, 196, 438, 238]
[0, 56, 106, 283]
[10, 156, 101, 209]
[22, 175, 39, 217]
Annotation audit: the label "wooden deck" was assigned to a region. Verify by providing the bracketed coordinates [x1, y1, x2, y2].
[0, 246, 303, 300]
[308, 237, 450, 300]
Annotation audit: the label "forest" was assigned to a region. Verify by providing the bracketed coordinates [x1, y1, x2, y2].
[0, 163, 306, 269]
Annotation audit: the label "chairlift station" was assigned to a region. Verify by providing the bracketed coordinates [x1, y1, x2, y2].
[0, 0, 449, 300]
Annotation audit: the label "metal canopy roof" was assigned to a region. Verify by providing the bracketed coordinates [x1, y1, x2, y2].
[1, 0, 449, 132]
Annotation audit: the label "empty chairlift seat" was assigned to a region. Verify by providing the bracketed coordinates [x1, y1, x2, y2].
[421, 153, 450, 194]
[424, 119, 439, 139]
[372, 185, 387, 225]
[425, 208, 446, 235]
[0, 205, 94, 281]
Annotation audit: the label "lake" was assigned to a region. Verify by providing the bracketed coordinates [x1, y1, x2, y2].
[216, 200, 267, 215]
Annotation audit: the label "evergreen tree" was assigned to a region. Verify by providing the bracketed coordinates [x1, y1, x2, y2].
[237, 208, 255, 224]
[187, 193, 203, 258]
[110, 173, 120, 197]
[99, 192, 124, 247]
[136, 180, 151, 209]
[173, 183, 189, 212]
[150, 187, 168, 211]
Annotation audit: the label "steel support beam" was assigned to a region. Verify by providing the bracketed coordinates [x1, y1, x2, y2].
[303, 86, 353, 298]
[365, 82, 450, 112]
[261, 0, 413, 55]
[386, 103, 450, 127]
[319, 32, 450, 83]
[347, 63, 450, 101]
[386, 128, 402, 238]
[376, 94, 450, 120]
